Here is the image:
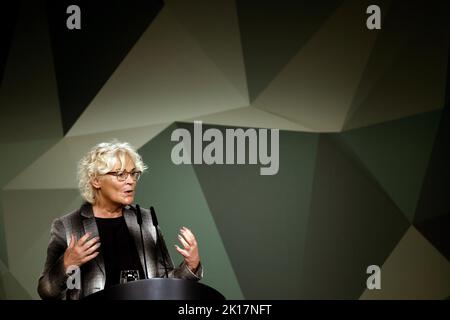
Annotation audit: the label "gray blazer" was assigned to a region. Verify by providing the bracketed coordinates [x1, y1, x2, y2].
[37, 203, 203, 300]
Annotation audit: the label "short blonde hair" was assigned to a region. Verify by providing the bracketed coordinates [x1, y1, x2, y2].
[77, 140, 147, 204]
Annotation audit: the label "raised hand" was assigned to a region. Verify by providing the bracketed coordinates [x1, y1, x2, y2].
[63, 233, 101, 271]
[175, 227, 200, 273]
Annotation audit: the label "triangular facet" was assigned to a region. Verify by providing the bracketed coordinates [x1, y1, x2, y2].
[236, 0, 343, 102]
[337, 111, 441, 223]
[0, 3, 20, 88]
[344, 1, 450, 130]
[300, 135, 409, 299]
[46, 0, 164, 134]
[360, 227, 450, 299]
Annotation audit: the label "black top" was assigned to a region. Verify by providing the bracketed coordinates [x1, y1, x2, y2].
[95, 216, 145, 289]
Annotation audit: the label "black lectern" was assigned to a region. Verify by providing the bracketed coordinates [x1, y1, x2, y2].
[84, 278, 225, 300]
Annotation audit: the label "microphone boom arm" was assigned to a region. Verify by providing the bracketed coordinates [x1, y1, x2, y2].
[151, 206, 169, 278]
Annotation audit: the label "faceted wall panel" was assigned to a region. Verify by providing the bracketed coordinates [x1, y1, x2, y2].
[0, 1, 448, 299]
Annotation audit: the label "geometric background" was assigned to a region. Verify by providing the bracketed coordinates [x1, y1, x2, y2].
[0, 0, 449, 299]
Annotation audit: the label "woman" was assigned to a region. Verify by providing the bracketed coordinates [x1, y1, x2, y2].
[37, 141, 202, 299]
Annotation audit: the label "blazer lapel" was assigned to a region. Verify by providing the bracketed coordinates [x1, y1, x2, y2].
[124, 206, 156, 278]
[81, 204, 105, 276]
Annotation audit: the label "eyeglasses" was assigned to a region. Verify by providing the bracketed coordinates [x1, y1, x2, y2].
[105, 170, 142, 182]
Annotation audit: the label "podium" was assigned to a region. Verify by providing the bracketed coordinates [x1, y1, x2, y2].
[84, 278, 225, 300]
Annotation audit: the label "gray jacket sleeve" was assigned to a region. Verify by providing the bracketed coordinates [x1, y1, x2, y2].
[37, 218, 69, 299]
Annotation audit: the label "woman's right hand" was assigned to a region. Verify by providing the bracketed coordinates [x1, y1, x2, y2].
[63, 233, 101, 271]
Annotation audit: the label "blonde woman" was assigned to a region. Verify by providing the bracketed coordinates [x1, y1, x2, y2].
[38, 141, 202, 300]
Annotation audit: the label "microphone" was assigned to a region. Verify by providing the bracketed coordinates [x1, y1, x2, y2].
[150, 206, 169, 278]
[135, 204, 149, 280]
[150, 206, 158, 226]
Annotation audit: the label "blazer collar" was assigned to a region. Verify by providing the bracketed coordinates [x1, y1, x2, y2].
[80, 202, 94, 218]
[80, 202, 136, 218]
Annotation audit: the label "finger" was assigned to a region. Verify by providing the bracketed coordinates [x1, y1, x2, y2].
[77, 232, 92, 246]
[84, 242, 101, 256]
[180, 228, 196, 245]
[181, 227, 195, 240]
[81, 251, 99, 264]
[82, 236, 100, 250]
[177, 234, 190, 249]
[69, 234, 75, 248]
[81, 252, 99, 264]
[180, 227, 193, 243]
[175, 245, 189, 258]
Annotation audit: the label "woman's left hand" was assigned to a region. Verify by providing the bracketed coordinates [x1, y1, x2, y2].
[175, 227, 200, 273]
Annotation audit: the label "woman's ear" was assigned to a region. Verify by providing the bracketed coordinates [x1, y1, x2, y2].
[91, 176, 101, 189]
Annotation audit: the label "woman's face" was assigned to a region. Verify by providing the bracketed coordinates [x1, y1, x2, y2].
[93, 154, 138, 207]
